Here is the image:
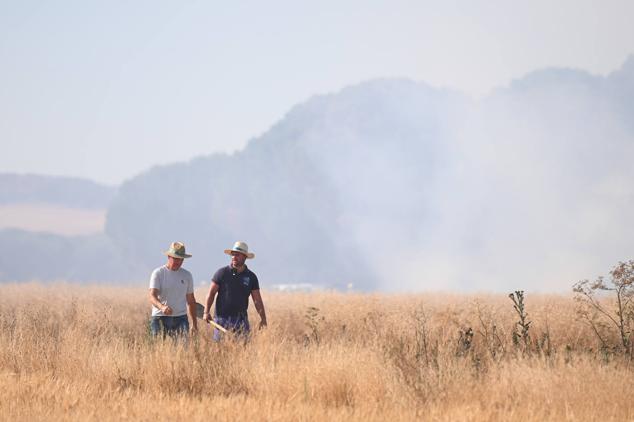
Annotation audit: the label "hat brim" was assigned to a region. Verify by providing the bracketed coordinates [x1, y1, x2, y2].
[224, 249, 255, 259]
[164, 251, 192, 259]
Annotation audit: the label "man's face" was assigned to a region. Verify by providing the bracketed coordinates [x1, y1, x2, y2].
[167, 256, 184, 270]
[230, 251, 247, 268]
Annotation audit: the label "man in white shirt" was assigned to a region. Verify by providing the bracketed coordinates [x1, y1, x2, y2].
[148, 241, 198, 339]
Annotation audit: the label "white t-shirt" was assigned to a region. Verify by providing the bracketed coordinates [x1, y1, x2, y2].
[149, 265, 194, 317]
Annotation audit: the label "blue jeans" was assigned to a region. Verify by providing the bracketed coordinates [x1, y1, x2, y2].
[213, 314, 250, 341]
[150, 315, 190, 339]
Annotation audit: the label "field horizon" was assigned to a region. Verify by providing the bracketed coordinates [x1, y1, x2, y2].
[1, 282, 633, 421]
[0, 203, 106, 236]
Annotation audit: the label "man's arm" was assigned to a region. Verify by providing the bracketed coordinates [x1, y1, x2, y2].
[203, 281, 220, 322]
[148, 288, 172, 315]
[186, 292, 198, 331]
[251, 289, 267, 328]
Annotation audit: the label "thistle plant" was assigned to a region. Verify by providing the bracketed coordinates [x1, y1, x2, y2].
[509, 291, 531, 350]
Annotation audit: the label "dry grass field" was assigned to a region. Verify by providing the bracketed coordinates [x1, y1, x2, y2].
[1, 283, 633, 421]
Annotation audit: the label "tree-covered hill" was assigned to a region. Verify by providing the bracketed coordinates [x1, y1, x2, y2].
[3, 56, 634, 289]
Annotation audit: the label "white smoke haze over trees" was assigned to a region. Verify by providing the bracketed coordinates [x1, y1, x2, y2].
[96, 57, 634, 292]
[404, 65, 634, 292]
[3, 57, 634, 291]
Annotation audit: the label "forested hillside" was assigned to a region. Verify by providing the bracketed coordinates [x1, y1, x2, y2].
[3, 56, 634, 289]
[106, 56, 634, 290]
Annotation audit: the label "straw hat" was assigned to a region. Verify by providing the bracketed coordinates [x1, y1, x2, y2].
[163, 241, 192, 259]
[224, 241, 255, 259]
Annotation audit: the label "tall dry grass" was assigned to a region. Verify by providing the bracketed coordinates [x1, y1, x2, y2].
[1, 283, 633, 421]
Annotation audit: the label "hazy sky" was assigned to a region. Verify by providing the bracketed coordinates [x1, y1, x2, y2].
[2, 1, 634, 185]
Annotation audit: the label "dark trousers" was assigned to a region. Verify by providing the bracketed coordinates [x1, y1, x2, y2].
[213, 314, 250, 341]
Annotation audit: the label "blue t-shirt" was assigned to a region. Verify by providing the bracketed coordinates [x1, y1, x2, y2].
[212, 265, 260, 317]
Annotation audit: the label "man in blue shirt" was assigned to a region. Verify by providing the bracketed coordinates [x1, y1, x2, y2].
[203, 241, 267, 340]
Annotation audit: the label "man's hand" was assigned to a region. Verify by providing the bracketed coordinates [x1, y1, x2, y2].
[251, 290, 267, 330]
[149, 288, 173, 316]
[203, 312, 212, 323]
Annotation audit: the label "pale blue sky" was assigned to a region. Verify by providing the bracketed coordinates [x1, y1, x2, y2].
[2, 0, 634, 184]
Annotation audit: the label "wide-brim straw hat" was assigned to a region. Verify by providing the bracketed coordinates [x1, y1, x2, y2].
[224, 241, 255, 259]
[163, 241, 192, 259]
